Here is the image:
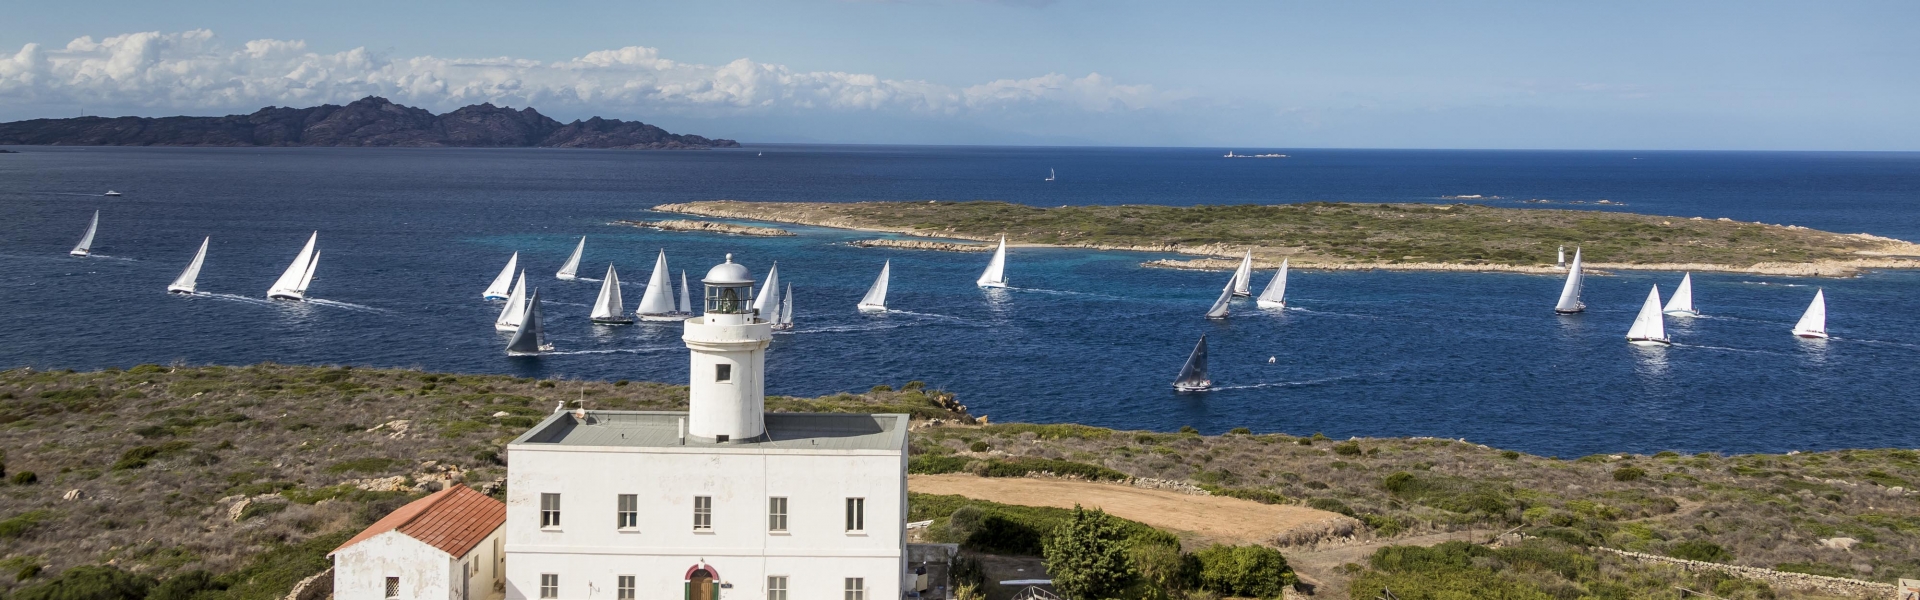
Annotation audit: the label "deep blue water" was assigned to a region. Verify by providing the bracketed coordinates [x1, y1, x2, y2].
[4, 145, 1919, 457]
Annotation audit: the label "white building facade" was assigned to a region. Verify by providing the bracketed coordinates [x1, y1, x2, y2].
[332, 486, 507, 600]
[504, 256, 909, 600]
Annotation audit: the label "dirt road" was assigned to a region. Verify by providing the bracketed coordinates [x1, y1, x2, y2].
[910, 474, 1354, 547]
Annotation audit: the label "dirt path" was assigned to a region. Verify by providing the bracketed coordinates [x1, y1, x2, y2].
[1282, 529, 1498, 598]
[910, 474, 1354, 547]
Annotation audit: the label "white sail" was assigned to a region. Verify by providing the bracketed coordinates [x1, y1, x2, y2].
[268, 232, 317, 300]
[779, 284, 794, 327]
[977, 236, 1008, 288]
[555, 236, 585, 280]
[483, 252, 518, 300]
[1792, 289, 1828, 338]
[1045, 168, 1056, 181]
[70, 210, 99, 257]
[752, 262, 781, 315]
[1231, 250, 1254, 296]
[1664, 273, 1696, 316]
[858, 260, 890, 312]
[678, 270, 692, 314]
[1204, 276, 1233, 319]
[591, 264, 631, 323]
[635, 250, 679, 318]
[168, 237, 209, 294]
[1626, 285, 1669, 344]
[1554, 247, 1585, 314]
[1255, 259, 1288, 308]
[495, 271, 527, 331]
[299, 250, 320, 292]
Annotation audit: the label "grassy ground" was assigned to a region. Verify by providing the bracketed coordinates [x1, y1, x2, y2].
[656, 200, 1916, 269]
[0, 364, 968, 597]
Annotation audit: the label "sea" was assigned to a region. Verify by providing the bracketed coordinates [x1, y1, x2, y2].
[3, 145, 1919, 457]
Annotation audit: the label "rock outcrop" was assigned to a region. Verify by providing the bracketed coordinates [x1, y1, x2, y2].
[0, 97, 739, 149]
[612, 219, 792, 237]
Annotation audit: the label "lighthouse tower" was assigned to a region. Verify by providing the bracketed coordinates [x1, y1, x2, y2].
[683, 254, 772, 442]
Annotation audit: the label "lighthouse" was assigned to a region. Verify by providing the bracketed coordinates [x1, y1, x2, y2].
[683, 254, 772, 442]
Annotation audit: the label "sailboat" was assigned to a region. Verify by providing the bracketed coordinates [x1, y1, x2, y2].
[1173, 335, 1212, 392]
[103, 190, 122, 197]
[678, 271, 693, 316]
[168, 237, 209, 294]
[1045, 169, 1056, 182]
[70, 210, 99, 257]
[858, 260, 890, 312]
[1553, 247, 1586, 314]
[590, 264, 634, 324]
[772, 284, 795, 331]
[483, 252, 519, 300]
[1255, 259, 1289, 308]
[1625, 285, 1671, 346]
[1792, 289, 1828, 339]
[267, 232, 319, 301]
[751, 262, 782, 316]
[506, 288, 553, 356]
[635, 250, 686, 322]
[1664, 273, 1698, 317]
[1230, 250, 1254, 297]
[1204, 275, 1233, 320]
[977, 236, 1008, 288]
[555, 237, 585, 280]
[494, 271, 528, 331]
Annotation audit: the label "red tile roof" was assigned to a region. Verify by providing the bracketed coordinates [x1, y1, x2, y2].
[332, 486, 505, 558]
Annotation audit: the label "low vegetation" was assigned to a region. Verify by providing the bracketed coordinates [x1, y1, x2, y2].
[658, 200, 1915, 269]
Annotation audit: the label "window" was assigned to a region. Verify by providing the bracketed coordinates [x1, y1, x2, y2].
[540, 493, 561, 528]
[384, 577, 399, 599]
[693, 496, 712, 531]
[843, 578, 864, 600]
[768, 497, 788, 532]
[617, 494, 637, 529]
[767, 576, 788, 600]
[539, 574, 558, 599]
[845, 497, 865, 532]
[616, 576, 634, 600]
[715, 364, 732, 382]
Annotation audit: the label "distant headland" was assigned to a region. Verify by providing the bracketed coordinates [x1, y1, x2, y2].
[0, 96, 738, 149]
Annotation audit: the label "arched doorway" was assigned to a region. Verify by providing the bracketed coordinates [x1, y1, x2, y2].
[686, 567, 716, 600]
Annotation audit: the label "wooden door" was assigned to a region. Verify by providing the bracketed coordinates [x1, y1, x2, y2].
[688, 570, 714, 600]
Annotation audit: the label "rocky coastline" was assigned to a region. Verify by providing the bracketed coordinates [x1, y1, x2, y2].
[847, 238, 992, 252]
[612, 219, 792, 237]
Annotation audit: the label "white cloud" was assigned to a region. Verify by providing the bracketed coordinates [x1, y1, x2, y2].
[0, 29, 1174, 119]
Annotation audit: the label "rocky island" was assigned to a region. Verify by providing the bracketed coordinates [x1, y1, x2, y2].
[0, 97, 738, 149]
[656, 200, 1920, 276]
[612, 219, 791, 236]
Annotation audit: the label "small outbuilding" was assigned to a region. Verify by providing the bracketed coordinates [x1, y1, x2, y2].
[333, 485, 507, 600]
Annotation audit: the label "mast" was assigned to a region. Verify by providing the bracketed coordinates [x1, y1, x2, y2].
[268, 232, 318, 300]
[1554, 247, 1585, 314]
[506, 288, 551, 355]
[1625, 285, 1670, 345]
[858, 260, 890, 312]
[168, 237, 209, 294]
[1173, 335, 1211, 391]
[977, 236, 1008, 288]
[1664, 273, 1697, 316]
[1792, 289, 1828, 338]
[70, 210, 99, 257]
[1231, 250, 1254, 297]
[484, 252, 518, 299]
[495, 271, 527, 331]
[555, 237, 585, 280]
[1255, 259, 1288, 308]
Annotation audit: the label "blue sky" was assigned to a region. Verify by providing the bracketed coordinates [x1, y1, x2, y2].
[2, 1, 1915, 149]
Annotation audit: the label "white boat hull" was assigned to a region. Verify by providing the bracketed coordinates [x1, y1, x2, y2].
[555, 275, 576, 281]
[638, 312, 690, 322]
[507, 344, 554, 357]
[857, 304, 887, 313]
[771, 324, 794, 331]
[167, 286, 195, 295]
[591, 317, 636, 325]
[1554, 307, 1584, 315]
[978, 281, 1006, 289]
[1627, 338, 1671, 346]
[1174, 381, 1212, 392]
[1256, 300, 1285, 309]
[1792, 330, 1828, 339]
[69, 250, 89, 257]
[269, 292, 304, 301]
[1663, 310, 1698, 317]
[484, 294, 510, 301]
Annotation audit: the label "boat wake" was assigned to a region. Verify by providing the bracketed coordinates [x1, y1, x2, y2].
[1210, 373, 1371, 391]
[546, 301, 592, 308]
[83, 254, 136, 262]
[198, 292, 277, 307]
[1004, 286, 1126, 300]
[540, 346, 679, 356]
[1740, 281, 1809, 287]
[305, 298, 391, 314]
[1669, 343, 1789, 356]
[1831, 337, 1920, 351]
[1283, 307, 1378, 320]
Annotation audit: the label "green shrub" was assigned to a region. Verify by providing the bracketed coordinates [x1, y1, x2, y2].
[1228, 427, 1252, 435]
[1043, 506, 1137, 600]
[10, 566, 152, 600]
[1612, 467, 1647, 482]
[1360, 514, 1406, 537]
[1205, 487, 1288, 505]
[911, 494, 1176, 556]
[10, 471, 37, 485]
[1381, 471, 1513, 515]
[1669, 540, 1732, 563]
[980, 423, 1112, 440]
[1179, 426, 1198, 434]
[980, 458, 1127, 481]
[323, 457, 402, 475]
[148, 570, 225, 600]
[1307, 498, 1355, 517]
[1654, 451, 1680, 458]
[112, 441, 193, 470]
[870, 385, 893, 393]
[0, 510, 51, 538]
[1501, 450, 1521, 460]
[238, 501, 289, 521]
[968, 441, 990, 453]
[613, 380, 629, 386]
[1333, 442, 1363, 456]
[17, 563, 42, 580]
[907, 455, 970, 475]
[1194, 545, 1296, 599]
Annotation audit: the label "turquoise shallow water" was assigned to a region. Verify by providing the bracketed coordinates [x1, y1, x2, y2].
[3, 145, 1918, 456]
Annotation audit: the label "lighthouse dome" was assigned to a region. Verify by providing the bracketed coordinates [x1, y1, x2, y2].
[702, 254, 754, 285]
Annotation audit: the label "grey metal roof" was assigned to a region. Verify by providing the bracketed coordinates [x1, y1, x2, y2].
[509, 410, 907, 452]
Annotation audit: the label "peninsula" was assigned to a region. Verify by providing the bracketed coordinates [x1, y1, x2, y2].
[0, 97, 738, 149]
[1, 365, 1912, 599]
[656, 200, 1920, 276]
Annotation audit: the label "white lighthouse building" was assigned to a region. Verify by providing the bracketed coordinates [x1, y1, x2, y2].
[502, 255, 908, 600]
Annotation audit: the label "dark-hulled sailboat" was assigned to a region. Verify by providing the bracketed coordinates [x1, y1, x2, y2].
[1173, 334, 1212, 392]
[507, 288, 553, 355]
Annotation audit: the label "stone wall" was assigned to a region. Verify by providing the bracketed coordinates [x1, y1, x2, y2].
[1590, 547, 1894, 598]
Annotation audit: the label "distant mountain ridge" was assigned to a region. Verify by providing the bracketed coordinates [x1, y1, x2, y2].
[0, 97, 739, 149]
